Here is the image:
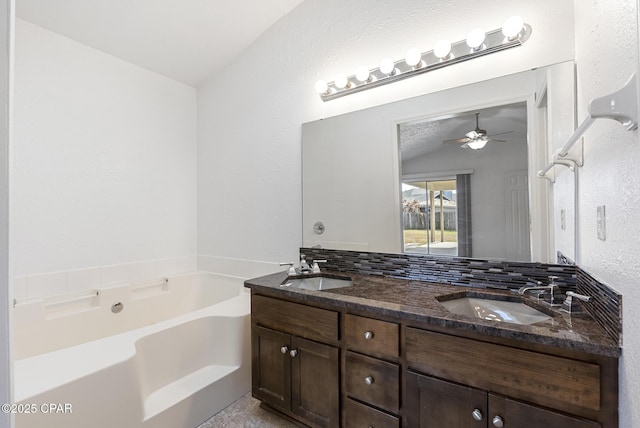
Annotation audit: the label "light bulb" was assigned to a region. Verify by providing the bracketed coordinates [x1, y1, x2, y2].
[466, 28, 486, 49]
[355, 66, 370, 82]
[502, 16, 524, 39]
[334, 74, 349, 89]
[379, 58, 396, 75]
[433, 40, 451, 59]
[315, 80, 328, 94]
[467, 137, 488, 150]
[405, 48, 423, 67]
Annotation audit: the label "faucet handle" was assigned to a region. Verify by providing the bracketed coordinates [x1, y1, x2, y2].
[312, 260, 327, 274]
[280, 262, 297, 276]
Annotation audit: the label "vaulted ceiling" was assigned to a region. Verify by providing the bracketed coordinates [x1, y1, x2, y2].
[16, 0, 305, 86]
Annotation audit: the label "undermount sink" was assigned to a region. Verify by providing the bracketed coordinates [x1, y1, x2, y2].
[439, 295, 551, 325]
[280, 275, 353, 291]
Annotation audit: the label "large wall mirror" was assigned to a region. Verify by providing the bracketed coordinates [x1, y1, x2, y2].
[302, 61, 576, 263]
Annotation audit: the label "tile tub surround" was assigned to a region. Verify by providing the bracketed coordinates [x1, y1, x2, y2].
[12, 255, 198, 302]
[245, 270, 620, 357]
[300, 247, 622, 347]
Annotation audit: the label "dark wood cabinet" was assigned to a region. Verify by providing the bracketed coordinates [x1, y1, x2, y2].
[252, 325, 291, 411]
[252, 296, 340, 428]
[406, 363, 601, 428]
[291, 336, 340, 427]
[249, 289, 617, 428]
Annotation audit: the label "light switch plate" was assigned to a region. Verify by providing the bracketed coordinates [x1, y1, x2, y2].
[597, 205, 606, 241]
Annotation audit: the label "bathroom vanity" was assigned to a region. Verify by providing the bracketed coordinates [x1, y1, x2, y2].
[245, 271, 619, 428]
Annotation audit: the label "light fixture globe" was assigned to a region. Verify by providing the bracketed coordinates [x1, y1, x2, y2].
[405, 48, 423, 67]
[467, 137, 489, 150]
[466, 28, 486, 49]
[379, 58, 396, 75]
[334, 74, 349, 89]
[434, 40, 452, 59]
[502, 16, 524, 39]
[315, 80, 329, 94]
[355, 66, 370, 82]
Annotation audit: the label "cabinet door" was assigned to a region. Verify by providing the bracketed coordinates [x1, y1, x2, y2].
[406, 372, 486, 428]
[252, 326, 291, 412]
[489, 394, 601, 428]
[290, 336, 340, 428]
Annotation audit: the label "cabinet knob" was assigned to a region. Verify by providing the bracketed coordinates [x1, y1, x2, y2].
[364, 375, 374, 385]
[492, 415, 504, 427]
[364, 331, 374, 340]
[280, 346, 288, 354]
[289, 349, 298, 358]
[472, 408, 483, 421]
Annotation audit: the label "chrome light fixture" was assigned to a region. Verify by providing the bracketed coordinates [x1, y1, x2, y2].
[315, 16, 531, 102]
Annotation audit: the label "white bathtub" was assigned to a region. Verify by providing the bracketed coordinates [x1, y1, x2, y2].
[13, 272, 251, 428]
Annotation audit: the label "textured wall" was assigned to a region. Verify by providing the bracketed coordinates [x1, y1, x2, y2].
[12, 20, 198, 277]
[197, 0, 575, 264]
[573, 0, 639, 425]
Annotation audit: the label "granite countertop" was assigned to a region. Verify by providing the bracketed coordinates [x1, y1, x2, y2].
[245, 270, 621, 358]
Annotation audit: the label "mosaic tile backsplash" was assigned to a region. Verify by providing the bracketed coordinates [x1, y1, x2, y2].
[303, 247, 576, 289]
[301, 247, 621, 346]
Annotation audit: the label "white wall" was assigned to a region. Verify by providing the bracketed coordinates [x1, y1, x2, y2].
[197, 0, 575, 264]
[12, 20, 198, 298]
[572, 0, 639, 426]
[1, 0, 13, 424]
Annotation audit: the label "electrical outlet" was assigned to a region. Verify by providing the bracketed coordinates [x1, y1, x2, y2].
[560, 209, 566, 230]
[597, 205, 606, 241]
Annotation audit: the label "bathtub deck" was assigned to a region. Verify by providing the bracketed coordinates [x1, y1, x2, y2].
[144, 364, 240, 420]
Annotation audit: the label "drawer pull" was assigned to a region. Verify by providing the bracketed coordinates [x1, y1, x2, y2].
[364, 331, 374, 340]
[280, 346, 288, 354]
[289, 349, 298, 358]
[472, 408, 483, 421]
[364, 375, 374, 385]
[492, 415, 504, 427]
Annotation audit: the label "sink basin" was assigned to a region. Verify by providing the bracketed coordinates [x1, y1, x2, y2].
[439, 296, 551, 325]
[280, 276, 353, 291]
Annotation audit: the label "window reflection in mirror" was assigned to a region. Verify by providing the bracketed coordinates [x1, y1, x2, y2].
[402, 180, 459, 256]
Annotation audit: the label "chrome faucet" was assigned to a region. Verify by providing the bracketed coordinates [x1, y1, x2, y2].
[280, 255, 315, 276]
[299, 254, 311, 273]
[518, 276, 561, 306]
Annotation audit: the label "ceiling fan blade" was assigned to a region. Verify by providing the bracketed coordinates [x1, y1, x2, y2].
[487, 130, 515, 137]
[488, 138, 508, 143]
[443, 137, 471, 144]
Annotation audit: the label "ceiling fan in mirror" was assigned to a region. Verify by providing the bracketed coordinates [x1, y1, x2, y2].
[443, 112, 513, 150]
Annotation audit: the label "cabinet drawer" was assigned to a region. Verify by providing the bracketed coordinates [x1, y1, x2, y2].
[345, 351, 399, 413]
[405, 328, 601, 415]
[252, 294, 338, 343]
[344, 398, 399, 428]
[344, 314, 399, 359]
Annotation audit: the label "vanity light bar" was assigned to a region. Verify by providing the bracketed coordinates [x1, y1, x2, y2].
[316, 17, 532, 102]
